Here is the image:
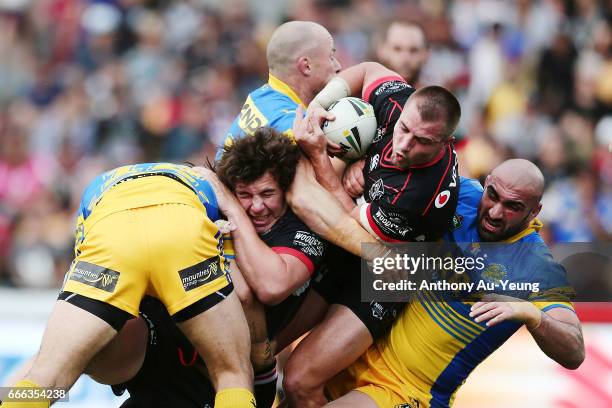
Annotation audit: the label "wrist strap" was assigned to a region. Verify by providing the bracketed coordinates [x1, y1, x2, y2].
[312, 77, 351, 109]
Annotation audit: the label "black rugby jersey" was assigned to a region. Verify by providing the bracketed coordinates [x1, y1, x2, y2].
[360, 77, 459, 242]
[260, 207, 326, 338]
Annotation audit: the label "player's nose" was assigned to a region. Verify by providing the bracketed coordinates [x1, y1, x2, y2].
[399, 133, 414, 151]
[251, 196, 265, 212]
[333, 58, 342, 73]
[488, 203, 503, 219]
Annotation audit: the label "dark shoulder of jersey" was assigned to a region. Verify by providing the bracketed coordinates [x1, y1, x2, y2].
[260, 207, 326, 272]
[364, 77, 415, 141]
[363, 142, 459, 242]
[359, 79, 458, 242]
[259, 208, 328, 339]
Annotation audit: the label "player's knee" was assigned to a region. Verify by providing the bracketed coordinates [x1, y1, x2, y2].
[282, 362, 319, 398]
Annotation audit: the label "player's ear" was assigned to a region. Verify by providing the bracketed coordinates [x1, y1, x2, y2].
[529, 202, 542, 221]
[297, 56, 311, 76]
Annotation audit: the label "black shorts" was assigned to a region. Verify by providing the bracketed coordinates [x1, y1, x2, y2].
[312, 244, 406, 340]
[111, 294, 229, 408]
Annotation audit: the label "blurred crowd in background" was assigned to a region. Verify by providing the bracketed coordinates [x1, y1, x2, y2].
[0, 0, 610, 287]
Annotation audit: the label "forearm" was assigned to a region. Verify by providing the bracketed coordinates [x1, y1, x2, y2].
[226, 207, 289, 302]
[337, 62, 397, 98]
[528, 311, 585, 369]
[289, 178, 376, 258]
[313, 62, 398, 110]
[310, 154, 356, 213]
[245, 300, 275, 370]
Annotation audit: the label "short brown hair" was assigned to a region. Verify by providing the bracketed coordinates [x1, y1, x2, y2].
[216, 127, 301, 192]
[410, 86, 461, 139]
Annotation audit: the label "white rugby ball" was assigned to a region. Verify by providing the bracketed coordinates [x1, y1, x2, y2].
[322, 97, 377, 160]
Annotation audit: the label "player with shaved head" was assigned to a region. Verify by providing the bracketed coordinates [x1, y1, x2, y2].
[326, 159, 584, 407]
[217, 21, 341, 160]
[478, 159, 545, 242]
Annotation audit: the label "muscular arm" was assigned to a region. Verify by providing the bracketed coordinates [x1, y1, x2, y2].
[336, 61, 401, 98]
[225, 200, 311, 306]
[288, 160, 380, 259]
[528, 307, 585, 370]
[297, 63, 399, 210]
[471, 297, 585, 369]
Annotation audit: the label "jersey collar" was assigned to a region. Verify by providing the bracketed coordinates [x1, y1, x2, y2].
[268, 74, 306, 108]
[504, 218, 543, 243]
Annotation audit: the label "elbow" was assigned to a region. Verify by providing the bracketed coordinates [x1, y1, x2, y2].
[561, 348, 585, 370]
[253, 285, 286, 306]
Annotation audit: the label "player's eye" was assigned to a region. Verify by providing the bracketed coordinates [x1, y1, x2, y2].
[487, 188, 498, 201]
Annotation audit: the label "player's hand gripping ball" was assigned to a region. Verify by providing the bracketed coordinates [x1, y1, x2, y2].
[322, 97, 377, 161]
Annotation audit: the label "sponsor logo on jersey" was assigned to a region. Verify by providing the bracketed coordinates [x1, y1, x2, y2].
[293, 231, 325, 258]
[373, 208, 413, 237]
[69, 261, 120, 293]
[369, 178, 385, 200]
[238, 95, 269, 134]
[179, 255, 222, 291]
[434, 190, 451, 208]
[370, 154, 380, 171]
[373, 80, 410, 96]
[451, 214, 464, 230]
[482, 263, 508, 285]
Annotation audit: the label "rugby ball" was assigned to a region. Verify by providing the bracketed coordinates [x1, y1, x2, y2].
[323, 97, 377, 160]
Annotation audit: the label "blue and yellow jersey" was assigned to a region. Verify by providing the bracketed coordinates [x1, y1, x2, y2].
[75, 163, 219, 247]
[372, 177, 575, 407]
[215, 74, 305, 160]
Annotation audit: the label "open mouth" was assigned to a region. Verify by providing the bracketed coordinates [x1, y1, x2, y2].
[251, 217, 269, 226]
[482, 217, 501, 233]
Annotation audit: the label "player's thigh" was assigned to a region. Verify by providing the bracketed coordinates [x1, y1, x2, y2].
[86, 317, 148, 385]
[284, 304, 373, 385]
[144, 203, 232, 316]
[29, 301, 117, 386]
[274, 289, 329, 352]
[177, 290, 252, 390]
[325, 390, 378, 408]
